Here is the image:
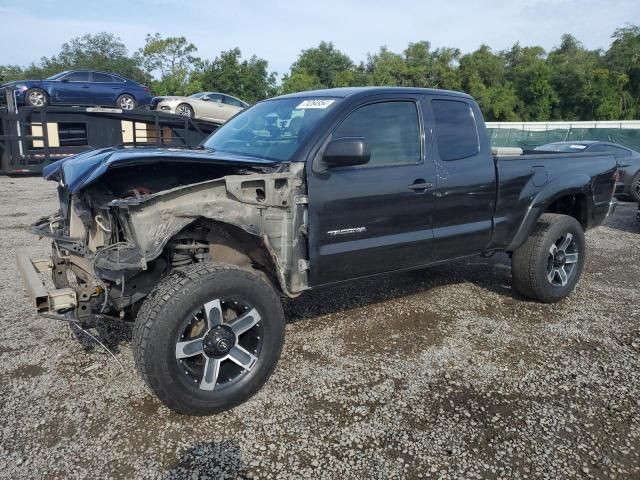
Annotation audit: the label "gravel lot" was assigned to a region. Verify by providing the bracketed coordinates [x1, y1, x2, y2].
[1, 175, 639, 480]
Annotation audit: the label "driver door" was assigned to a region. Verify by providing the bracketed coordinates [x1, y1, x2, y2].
[306, 96, 436, 286]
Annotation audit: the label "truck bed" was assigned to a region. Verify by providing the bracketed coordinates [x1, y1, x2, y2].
[489, 151, 617, 251]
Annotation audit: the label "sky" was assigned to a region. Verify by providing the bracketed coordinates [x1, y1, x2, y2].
[0, 0, 638, 78]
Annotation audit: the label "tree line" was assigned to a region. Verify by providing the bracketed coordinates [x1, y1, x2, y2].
[1, 26, 639, 121]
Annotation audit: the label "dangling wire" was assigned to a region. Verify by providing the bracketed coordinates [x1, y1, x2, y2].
[41, 313, 125, 372]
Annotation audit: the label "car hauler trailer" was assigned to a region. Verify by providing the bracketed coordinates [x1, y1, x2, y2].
[0, 88, 220, 175]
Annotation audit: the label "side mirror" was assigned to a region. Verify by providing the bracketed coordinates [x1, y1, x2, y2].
[60, 78, 69, 83]
[201, 96, 210, 101]
[323, 137, 370, 167]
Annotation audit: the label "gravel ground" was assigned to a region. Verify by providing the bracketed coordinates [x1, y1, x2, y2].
[1, 175, 639, 480]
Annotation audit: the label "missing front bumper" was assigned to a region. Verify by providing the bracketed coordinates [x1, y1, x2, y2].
[17, 254, 77, 313]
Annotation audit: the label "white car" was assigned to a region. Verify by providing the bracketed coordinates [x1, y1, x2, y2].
[152, 92, 249, 123]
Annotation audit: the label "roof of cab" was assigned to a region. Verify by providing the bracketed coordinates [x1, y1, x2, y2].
[271, 86, 473, 101]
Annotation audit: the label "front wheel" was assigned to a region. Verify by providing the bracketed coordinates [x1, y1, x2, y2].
[132, 262, 285, 415]
[511, 213, 586, 303]
[25, 88, 48, 107]
[175, 103, 194, 118]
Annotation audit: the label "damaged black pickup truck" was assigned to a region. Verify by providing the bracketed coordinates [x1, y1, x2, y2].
[18, 87, 618, 415]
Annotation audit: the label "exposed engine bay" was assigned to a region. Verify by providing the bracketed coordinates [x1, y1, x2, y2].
[33, 159, 309, 320]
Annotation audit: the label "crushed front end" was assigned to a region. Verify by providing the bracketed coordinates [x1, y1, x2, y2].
[19, 185, 151, 322]
[18, 151, 309, 324]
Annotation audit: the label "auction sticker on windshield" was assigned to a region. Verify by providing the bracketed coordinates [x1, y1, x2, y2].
[296, 99, 335, 109]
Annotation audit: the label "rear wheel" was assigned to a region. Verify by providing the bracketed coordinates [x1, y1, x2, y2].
[175, 103, 194, 118]
[25, 88, 48, 107]
[117, 94, 137, 110]
[511, 214, 585, 303]
[132, 262, 285, 415]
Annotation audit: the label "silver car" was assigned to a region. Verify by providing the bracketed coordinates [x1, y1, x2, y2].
[152, 92, 249, 123]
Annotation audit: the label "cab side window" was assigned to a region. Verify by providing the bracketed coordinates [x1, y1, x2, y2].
[332, 101, 421, 166]
[432, 99, 479, 161]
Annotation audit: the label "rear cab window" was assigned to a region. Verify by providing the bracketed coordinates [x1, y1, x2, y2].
[431, 99, 480, 161]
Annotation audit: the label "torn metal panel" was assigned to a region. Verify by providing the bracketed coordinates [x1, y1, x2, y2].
[115, 162, 309, 296]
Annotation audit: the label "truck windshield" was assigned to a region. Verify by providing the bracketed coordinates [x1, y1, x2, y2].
[203, 97, 340, 161]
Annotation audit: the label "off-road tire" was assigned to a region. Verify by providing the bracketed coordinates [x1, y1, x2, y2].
[511, 213, 586, 303]
[132, 262, 285, 416]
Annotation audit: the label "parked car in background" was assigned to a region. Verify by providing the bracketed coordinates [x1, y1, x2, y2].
[535, 141, 640, 202]
[151, 92, 249, 123]
[0, 70, 151, 110]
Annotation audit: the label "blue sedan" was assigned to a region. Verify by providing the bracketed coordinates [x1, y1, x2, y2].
[0, 69, 152, 109]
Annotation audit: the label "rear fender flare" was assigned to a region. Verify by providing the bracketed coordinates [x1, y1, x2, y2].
[506, 174, 592, 252]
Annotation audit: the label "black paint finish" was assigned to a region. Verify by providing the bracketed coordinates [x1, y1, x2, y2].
[297, 87, 616, 288]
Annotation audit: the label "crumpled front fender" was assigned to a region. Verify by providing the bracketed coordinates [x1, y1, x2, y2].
[113, 163, 308, 296]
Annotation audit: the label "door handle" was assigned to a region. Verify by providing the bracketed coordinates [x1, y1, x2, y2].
[408, 180, 434, 192]
[82, 86, 90, 89]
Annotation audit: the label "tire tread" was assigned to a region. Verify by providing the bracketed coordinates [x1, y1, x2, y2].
[511, 213, 584, 303]
[132, 262, 284, 415]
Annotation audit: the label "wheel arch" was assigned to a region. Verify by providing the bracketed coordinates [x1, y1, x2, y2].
[159, 217, 290, 297]
[506, 175, 593, 252]
[25, 86, 50, 104]
[121, 165, 308, 298]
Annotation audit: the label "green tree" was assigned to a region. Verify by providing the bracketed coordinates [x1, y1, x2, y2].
[365, 47, 407, 86]
[605, 25, 640, 118]
[0, 65, 28, 83]
[504, 44, 556, 120]
[139, 33, 199, 95]
[546, 34, 623, 120]
[459, 45, 518, 120]
[287, 41, 357, 89]
[281, 68, 323, 94]
[3, 24, 640, 121]
[402, 42, 461, 89]
[195, 48, 277, 103]
[41, 32, 147, 82]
